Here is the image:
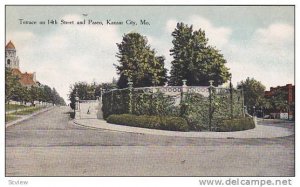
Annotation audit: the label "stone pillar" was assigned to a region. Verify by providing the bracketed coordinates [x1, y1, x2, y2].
[128, 79, 133, 114]
[75, 96, 80, 119]
[181, 79, 188, 102]
[96, 96, 103, 119]
[182, 79, 188, 91]
[208, 80, 214, 131]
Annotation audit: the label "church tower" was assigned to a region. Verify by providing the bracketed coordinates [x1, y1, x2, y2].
[5, 40, 20, 69]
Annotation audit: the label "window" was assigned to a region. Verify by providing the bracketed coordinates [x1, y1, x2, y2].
[7, 59, 10, 65]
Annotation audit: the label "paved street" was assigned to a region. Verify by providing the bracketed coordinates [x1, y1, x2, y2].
[6, 106, 294, 176]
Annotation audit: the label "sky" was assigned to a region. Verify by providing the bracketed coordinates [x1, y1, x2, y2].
[6, 6, 295, 103]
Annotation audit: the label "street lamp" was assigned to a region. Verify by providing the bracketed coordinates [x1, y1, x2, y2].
[253, 106, 256, 117]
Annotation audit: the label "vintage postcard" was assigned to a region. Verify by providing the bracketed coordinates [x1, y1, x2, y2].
[5, 5, 295, 180]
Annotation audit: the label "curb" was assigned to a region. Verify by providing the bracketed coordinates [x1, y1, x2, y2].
[73, 119, 134, 133]
[5, 106, 55, 128]
[73, 118, 294, 139]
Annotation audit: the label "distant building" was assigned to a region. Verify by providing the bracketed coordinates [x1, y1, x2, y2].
[5, 40, 37, 87]
[264, 84, 295, 119]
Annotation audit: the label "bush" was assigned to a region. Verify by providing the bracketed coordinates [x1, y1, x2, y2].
[106, 114, 189, 132]
[70, 111, 75, 119]
[217, 117, 255, 132]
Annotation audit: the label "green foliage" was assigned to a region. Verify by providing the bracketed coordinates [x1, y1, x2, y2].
[116, 33, 167, 88]
[211, 89, 244, 128]
[162, 116, 188, 131]
[270, 90, 289, 112]
[169, 22, 230, 86]
[10, 106, 45, 115]
[69, 81, 117, 110]
[107, 114, 189, 132]
[5, 115, 20, 122]
[238, 77, 265, 113]
[180, 88, 244, 131]
[180, 93, 210, 131]
[217, 117, 255, 132]
[102, 89, 130, 119]
[103, 86, 244, 132]
[102, 89, 180, 119]
[5, 68, 65, 106]
[132, 90, 179, 116]
[5, 103, 29, 111]
[50, 88, 66, 106]
[5, 68, 21, 102]
[263, 89, 290, 115]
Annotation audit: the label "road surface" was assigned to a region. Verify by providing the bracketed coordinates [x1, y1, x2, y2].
[6, 106, 294, 176]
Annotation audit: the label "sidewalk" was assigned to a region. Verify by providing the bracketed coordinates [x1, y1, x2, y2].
[5, 106, 54, 128]
[74, 118, 293, 139]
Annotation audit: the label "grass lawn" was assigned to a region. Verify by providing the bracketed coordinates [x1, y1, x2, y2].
[10, 107, 45, 115]
[5, 115, 20, 122]
[5, 106, 47, 123]
[5, 104, 30, 111]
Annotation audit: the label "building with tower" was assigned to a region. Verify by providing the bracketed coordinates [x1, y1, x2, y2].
[5, 41, 19, 69]
[5, 40, 37, 87]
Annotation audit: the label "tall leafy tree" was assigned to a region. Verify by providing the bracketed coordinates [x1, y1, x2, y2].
[238, 77, 266, 112]
[116, 32, 167, 88]
[6, 68, 65, 106]
[69, 81, 115, 110]
[42, 85, 53, 103]
[169, 22, 230, 86]
[51, 88, 65, 105]
[267, 89, 289, 113]
[5, 68, 22, 103]
[29, 86, 39, 105]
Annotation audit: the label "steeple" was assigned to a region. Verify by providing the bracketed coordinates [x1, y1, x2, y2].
[5, 40, 16, 49]
[5, 40, 19, 69]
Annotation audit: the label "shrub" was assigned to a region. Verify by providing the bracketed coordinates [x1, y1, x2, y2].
[217, 117, 255, 132]
[70, 111, 75, 119]
[161, 116, 189, 131]
[102, 87, 244, 132]
[106, 114, 189, 131]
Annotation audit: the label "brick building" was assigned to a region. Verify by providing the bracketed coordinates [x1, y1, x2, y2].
[264, 84, 295, 119]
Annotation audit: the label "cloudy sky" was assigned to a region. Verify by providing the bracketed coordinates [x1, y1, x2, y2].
[6, 6, 294, 102]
